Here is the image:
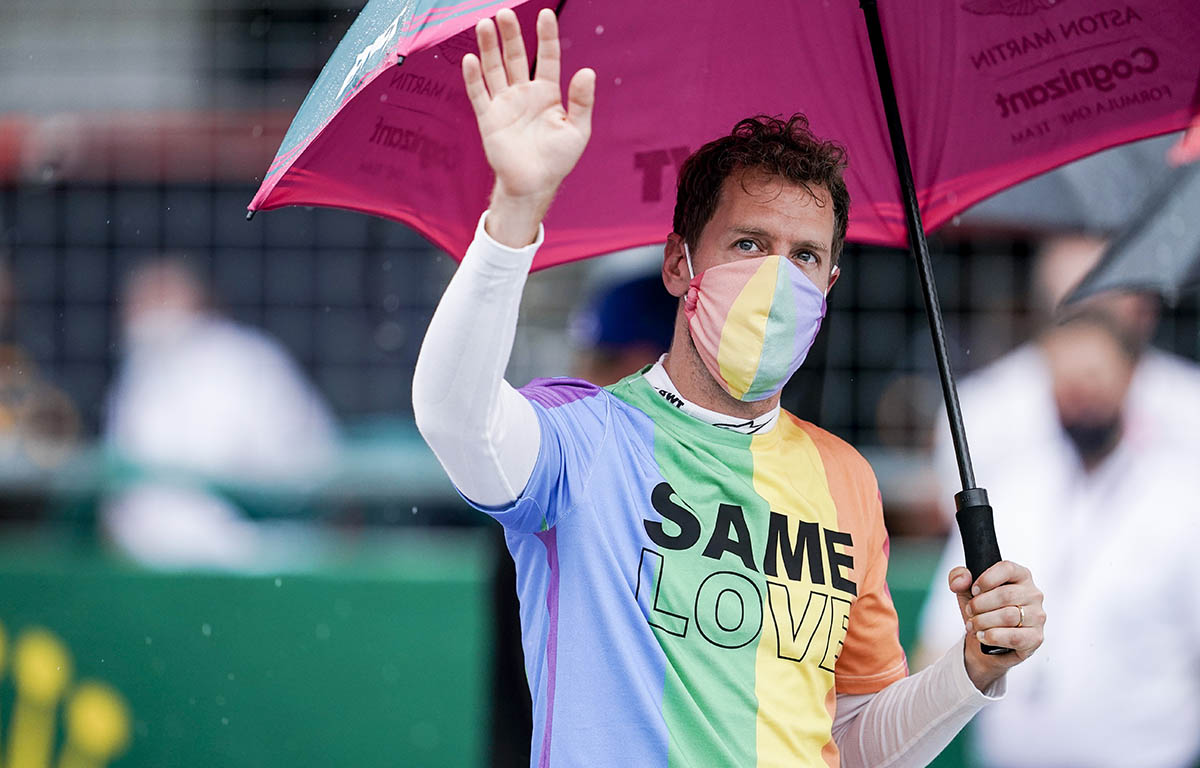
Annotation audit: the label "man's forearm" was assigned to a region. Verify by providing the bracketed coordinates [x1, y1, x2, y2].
[834, 637, 1004, 768]
[411, 210, 543, 507]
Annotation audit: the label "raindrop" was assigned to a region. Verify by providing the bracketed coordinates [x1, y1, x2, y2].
[252, 124, 264, 138]
[274, 577, 283, 587]
[614, 77, 622, 86]
[951, 215, 961, 227]
[383, 294, 401, 312]
[411, 506, 418, 515]
[201, 623, 212, 637]
[380, 93, 389, 103]
[221, 717, 230, 726]
[227, 672, 236, 681]
[594, 24, 604, 34]
[315, 623, 331, 640]
[374, 320, 406, 351]
[145, 636, 153, 645]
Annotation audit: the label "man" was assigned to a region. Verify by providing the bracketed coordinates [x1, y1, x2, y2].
[919, 237, 1200, 768]
[104, 258, 338, 568]
[413, 9, 1045, 766]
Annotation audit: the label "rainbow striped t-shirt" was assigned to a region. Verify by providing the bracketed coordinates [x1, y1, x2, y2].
[473, 369, 907, 767]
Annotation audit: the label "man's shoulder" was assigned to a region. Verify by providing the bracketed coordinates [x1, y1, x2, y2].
[782, 412, 875, 481]
[518, 376, 607, 410]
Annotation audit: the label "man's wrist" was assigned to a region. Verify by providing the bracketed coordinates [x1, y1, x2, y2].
[486, 183, 555, 248]
[963, 644, 1004, 692]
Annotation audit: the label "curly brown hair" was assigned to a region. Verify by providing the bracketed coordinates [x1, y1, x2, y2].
[672, 114, 850, 263]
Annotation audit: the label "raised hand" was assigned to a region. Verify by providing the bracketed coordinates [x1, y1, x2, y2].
[463, 8, 596, 247]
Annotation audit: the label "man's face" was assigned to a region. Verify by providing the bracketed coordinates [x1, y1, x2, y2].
[664, 168, 839, 297]
[1042, 323, 1134, 463]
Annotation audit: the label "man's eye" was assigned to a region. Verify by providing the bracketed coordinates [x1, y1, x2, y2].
[735, 239, 761, 252]
[792, 250, 818, 264]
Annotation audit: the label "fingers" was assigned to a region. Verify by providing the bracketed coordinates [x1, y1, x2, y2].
[534, 8, 561, 84]
[566, 67, 596, 135]
[949, 566, 974, 622]
[965, 584, 1028, 617]
[969, 603, 1044, 633]
[974, 627, 1042, 654]
[968, 597, 1045, 632]
[496, 8, 529, 85]
[461, 54, 489, 117]
[947, 566, 972, 594]
[475, 17, 508, 95]
[972, 560, 1031, 594]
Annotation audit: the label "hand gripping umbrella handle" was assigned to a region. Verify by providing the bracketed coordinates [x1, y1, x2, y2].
[954, 487, 1011, 655]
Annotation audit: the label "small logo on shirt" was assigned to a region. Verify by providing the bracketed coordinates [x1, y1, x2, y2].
[711, 417, 771, 434]
[655, 388, 685, 409]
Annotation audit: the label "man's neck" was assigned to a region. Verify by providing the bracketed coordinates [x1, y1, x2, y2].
[661, 335, 781, 421]
[653, 352, 780, 435]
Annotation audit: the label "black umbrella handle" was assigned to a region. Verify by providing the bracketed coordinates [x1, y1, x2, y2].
[954, 488, 1012, 655]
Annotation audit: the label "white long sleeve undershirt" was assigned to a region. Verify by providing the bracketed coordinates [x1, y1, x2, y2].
[412, 211, 1003, 766]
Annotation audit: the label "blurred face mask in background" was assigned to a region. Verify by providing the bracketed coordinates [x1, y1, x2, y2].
[1060, 414, 1123, 463]
[123, 308, 199, 353]
[682, 244, 826, 402]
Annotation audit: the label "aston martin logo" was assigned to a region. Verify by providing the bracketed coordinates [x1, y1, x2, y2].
[337, 13, 403, 100]
[0, 621, 131, 768]
[962, 0, 1067, 15]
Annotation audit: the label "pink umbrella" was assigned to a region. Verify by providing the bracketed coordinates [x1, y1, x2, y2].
[248, 0, 1200, 650]
[249, 0, 1197, 267]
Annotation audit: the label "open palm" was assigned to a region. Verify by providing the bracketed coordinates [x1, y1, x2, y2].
[463, 9, 596, 201]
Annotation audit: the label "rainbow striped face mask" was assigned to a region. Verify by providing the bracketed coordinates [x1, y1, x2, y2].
[683, 245, 827, 402]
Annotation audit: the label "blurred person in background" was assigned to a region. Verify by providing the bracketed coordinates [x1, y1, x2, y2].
[102, 257, 339, 568]
[569, 262, 677, 386]
[0, 255, 81, 481]
[918, 234, 1200, 768]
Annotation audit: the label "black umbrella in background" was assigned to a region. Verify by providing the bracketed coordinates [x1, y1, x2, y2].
[1067, 163, 1200, 307]
[959, 135, 1178, 236]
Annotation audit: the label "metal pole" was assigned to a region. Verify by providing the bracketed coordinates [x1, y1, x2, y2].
[859, 0, 1009, 654]
[858, 0, 975, 492]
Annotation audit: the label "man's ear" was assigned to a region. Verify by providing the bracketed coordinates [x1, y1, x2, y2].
[663, 233, 691, 298]
[825, 264, 841, 296]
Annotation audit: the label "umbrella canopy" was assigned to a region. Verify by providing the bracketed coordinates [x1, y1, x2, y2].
[1067, 162, 1200, 305]
[248, 0, 1200, 270]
